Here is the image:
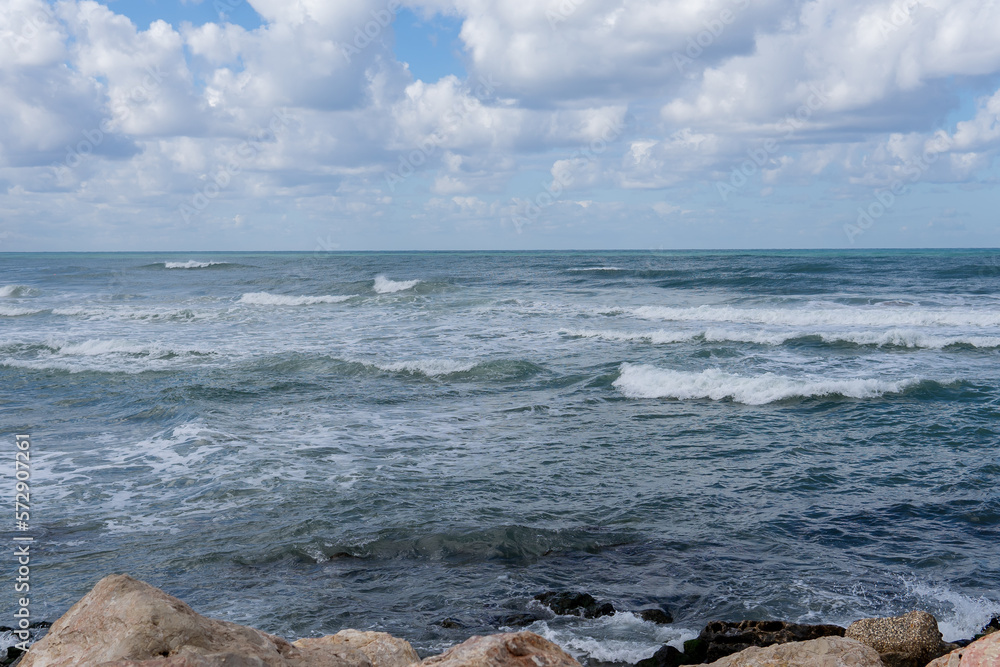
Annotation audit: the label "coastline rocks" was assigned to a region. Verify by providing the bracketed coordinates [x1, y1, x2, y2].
[533, 592, 615, 619]
[926, 629, 1000, 667]
[845, 611, 950, 667]
[421, 631, 580, 667]
[19, 574, 416, 667]
[293, 630, 419, 667]
[703, 636, 882, 667]
[638, 609, 674, 625]
[683, 620, 847, 664]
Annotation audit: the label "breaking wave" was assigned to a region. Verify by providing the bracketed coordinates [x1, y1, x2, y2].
[374, 275, 420, 293]
[238, 292, 352, 306]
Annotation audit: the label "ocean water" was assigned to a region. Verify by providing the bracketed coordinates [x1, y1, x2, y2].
[2, 250, 1000, 662]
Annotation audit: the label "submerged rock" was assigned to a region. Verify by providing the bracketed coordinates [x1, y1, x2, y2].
[637, 609, 674, 625]
[533, 592, 615, 619]
[684, 619, 846, 664]
[490, 613, 543, 628]
[927, 629, 1000, 667]
[421, 631, 580, 667]
[703, 636, 881, 667]
[845, 610, 951, 667]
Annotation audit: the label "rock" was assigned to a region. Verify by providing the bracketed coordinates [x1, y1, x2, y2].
[293, 630, 418, 667]
[845, 611, 949, 667]
[686, 620, 846, 663]
[533, 592, 615, 619]
[437, 618, 469, 630]
[421, 632, 580, 667]
[926, 629, 1000, 667]
[635, 644, 686, 667]
[490, 613, 543, 628]
[18, 574, 372, 667]
[638, 609, 674, 625]
[704, 636, 881, 667]
[978, 615, 1000, 637]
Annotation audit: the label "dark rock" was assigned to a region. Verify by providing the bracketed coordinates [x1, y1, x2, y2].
[533, 592, 615, 619]
[437, 618, 469, 629]
[638, 608, 674, 625]
[635, 644, 685, 667]
[691, 620, 846, 664]
[1, 645, 26, 667]
[491, 613, 543, 628]
[980, 615, 1000, 636]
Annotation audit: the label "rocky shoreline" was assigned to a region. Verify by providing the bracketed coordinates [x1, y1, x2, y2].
[4, 575, 998, 667]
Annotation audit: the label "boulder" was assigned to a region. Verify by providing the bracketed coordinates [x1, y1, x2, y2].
[533, 592, 615, 619]
[845, 611, 950, 667]
[490, 613, 543, 629]
[293, 630, 418, 667]
[926, 629, 1000, 667]
[17, 574, 375, 667]
[635, 644, 686, 667]
[421, 631, 580, 667]
[703, 636, 882, 667]
[637, 609, 674, 625]
[684, 620, 846, 663]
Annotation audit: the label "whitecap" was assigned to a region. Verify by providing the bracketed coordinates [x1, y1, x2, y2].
[631, 305, 1000, 328]
[373, 275, 420, 293]
[0, 284, 40, 297]
[238, 292, 352, 306]
[613, 363, 920, 405]
[164, 261, 230, 269]
[375, 360, 477, 377]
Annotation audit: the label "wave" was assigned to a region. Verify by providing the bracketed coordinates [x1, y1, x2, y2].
[629, 305, 1000, 328]
[532, 616, 693, 665]
[163, 261, 231, 269]
[375, 359, 478, 376]
[903, 579, 1000, 642]
[566, 328, 1000, 350]
[374, 275, 420, 293]
[612, 363, 923, 404]
[0, 284, 40, 297]
[566, 267, 624, 272]
[238, 292, 352, 306]
[0, 339, 215, 374]
[0, 306, 44, 317]
[370, 358, 543, 381]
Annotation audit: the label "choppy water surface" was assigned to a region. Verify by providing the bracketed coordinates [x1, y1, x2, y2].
[2, 251, 999, 662]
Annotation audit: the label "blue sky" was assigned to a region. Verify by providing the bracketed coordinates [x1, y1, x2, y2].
[1, 0, 999, 251]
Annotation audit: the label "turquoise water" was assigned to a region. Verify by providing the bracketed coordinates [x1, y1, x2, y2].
[2, 250, 999, 662]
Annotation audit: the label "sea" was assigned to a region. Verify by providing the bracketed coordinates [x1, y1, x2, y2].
[2, 250, 999, 663]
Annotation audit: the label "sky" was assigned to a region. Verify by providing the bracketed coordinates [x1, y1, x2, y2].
[0, 0, 999, 251]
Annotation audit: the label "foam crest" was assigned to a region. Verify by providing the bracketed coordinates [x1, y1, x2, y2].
[374, 275, 420, 293]
[0, 306, 43, 317]
[531, 617, 694, 664]
[239, 292, 352, 306]
[164, 261, 230, 269]
[631, 305, 1000, 328]
[613, 363, 920, 404]
[0, 284, 39, 297]
[565, 329, 697, 344]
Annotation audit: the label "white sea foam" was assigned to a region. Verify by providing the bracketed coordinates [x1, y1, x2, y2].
[0, 306, 43, 317]
[530, 615, 695, 664]
[375, 359, 477, 376]
[164, 261, 230, 269]
[904, 579, 1000, 642]
[0, 284, 39, 297]
[0, 338, 215, 373]
[630, 305, 1000, 328]
[238, 292, 352, 306]
[567, 328, 1000, 349]
[613, 363, 920, 404]
[374, 275, 420, 293]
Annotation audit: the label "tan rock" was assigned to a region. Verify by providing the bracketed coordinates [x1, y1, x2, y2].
[294, 630, 419, 667]
[705, 636, 883, 667]
[845, 611, 946, 667]
[420, 632, 579, 667]
[926, 630, 1000, 667]
[20, 574, 368, 667]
